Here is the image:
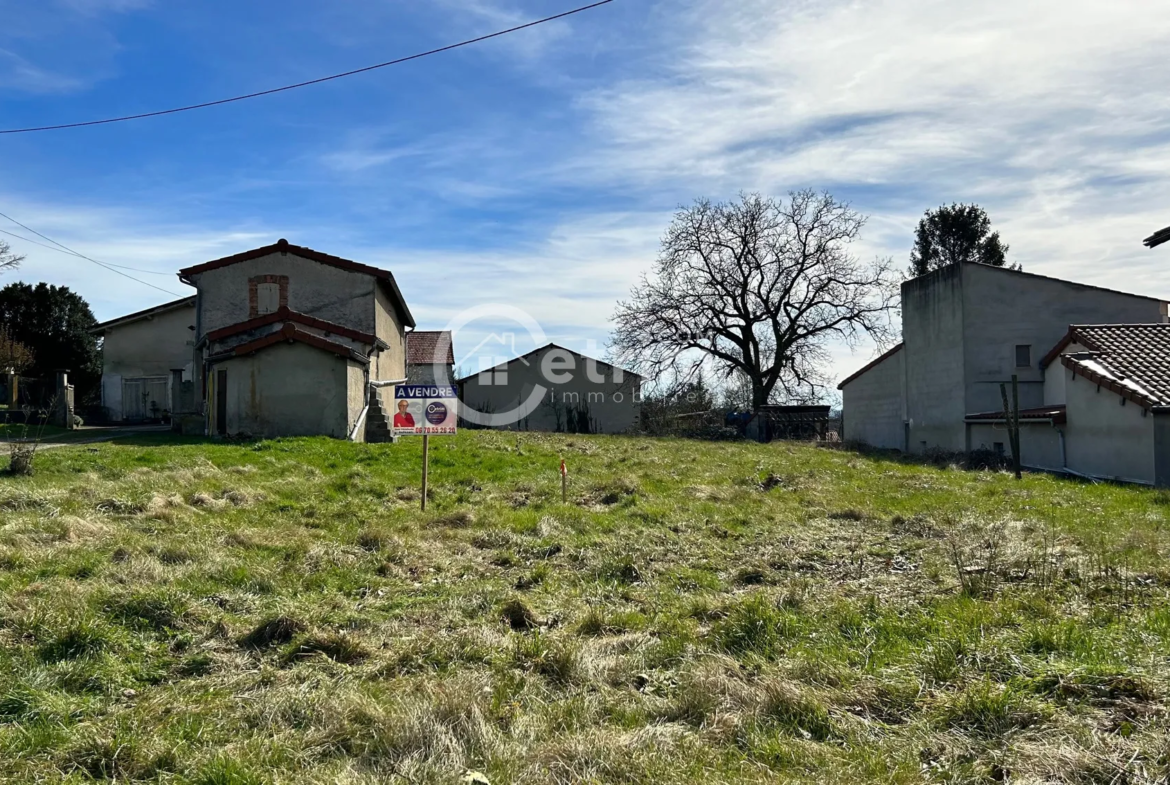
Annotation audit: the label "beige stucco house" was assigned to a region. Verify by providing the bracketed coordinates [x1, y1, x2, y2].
[459, 343, 642, 434]
[94, 296, 196, 422]
[172, 239, 415, 439]
[839, 262, 1170, 485]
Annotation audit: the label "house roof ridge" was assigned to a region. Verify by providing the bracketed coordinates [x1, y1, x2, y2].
[836, 342, 904, 390]
[92, 295, 196, 333]
[178, 239, 415, 328]
[454, 342, 643, 383]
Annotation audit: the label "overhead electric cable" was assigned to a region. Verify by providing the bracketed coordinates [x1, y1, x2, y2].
[0, 210, 186, 296]
[0, 227, 175, 274]
[0, 0, 615, 135]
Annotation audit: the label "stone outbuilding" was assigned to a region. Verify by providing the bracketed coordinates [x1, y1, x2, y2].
[93, 295, 197, 422]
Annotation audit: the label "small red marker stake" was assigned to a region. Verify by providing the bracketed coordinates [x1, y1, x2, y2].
[560, 459, 567, 503]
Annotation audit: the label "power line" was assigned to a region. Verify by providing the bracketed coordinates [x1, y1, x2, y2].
[0, 227, 174, 274]
[0, 210, 186, 297]
[0, 0, 616, 135]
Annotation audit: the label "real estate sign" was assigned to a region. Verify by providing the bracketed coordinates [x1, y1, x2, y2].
[392, 384, 458, 437]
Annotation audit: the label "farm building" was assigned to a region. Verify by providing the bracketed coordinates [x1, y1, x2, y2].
[94, 296, 197, 422]
[458, 343, 642, 434]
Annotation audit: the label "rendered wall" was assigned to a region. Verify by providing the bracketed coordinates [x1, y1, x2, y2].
[191, 252, 377, 337]
[373, 284, 406, 382]
[1063, 372, 1155, 485]
[213, 342, 351, 439]
[966, 421, 1064, 472]
[961, 263, 1164, 416]
[347, 359, 368, 442]
[460, 346, 641, 434]
[903, 265, 967, 452]
[100, 302, 197, 421]
[840, 347, 904, 449]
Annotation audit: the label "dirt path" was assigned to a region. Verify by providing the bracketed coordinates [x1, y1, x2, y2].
[0, 424, 172, 449]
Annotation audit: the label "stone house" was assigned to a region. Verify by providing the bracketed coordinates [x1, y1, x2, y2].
[458, 343, 642, 434]
[94, 295, 196, 422]
[839, 262, 1170, 482]
[175, 239, 415, 439]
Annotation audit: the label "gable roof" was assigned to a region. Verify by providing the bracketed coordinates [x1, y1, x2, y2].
[201, 306, 381, 348]
[836, 343, 903, 390]
[93, 295, 196, 334]
[214, 323, 369, 365]
[406, 330, 455, 365]
[178, 239, 415, 328]
[1044, 324, 1170, 408]
[454, 342, 643, 383]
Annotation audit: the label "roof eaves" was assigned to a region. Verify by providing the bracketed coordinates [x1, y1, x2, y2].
[1061, 354, 1156, 409]
[202, 306, 377, 345]
[836, 343, 904, 390]
[92, 295, 196, 334]
[228, 323, 369, 364]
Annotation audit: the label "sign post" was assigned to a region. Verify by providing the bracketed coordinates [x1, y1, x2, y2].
[421, 434, 430, 511]
[392, 384, 458, 511]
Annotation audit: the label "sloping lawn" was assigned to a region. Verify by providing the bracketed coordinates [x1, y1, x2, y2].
[0, 431, 1167, 783]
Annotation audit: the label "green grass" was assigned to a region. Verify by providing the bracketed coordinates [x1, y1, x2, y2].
[1, 431, 1169, 783]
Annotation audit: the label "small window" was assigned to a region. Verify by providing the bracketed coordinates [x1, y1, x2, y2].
[993, 442, 1005, 457]
[1015, 344, 1031, 367]
[256, 283, 280, 315]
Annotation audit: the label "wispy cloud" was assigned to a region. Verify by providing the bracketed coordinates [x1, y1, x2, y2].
[0, 48, 86, 93]
[564, 0, 1170, 379]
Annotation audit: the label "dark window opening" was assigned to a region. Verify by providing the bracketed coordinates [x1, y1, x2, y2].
[993, 442, 1005, 457]
[1015, 344, 1031, 367]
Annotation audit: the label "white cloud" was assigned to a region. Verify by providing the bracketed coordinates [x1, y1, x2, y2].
[571, 0, 1170, 383]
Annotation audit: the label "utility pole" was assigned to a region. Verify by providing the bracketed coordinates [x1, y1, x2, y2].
[999, 375, 1022, 480]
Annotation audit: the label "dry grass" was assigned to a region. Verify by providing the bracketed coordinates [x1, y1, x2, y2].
[0, 431, 1168, 783]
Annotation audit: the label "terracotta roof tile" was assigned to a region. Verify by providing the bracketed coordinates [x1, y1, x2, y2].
[406, 330, 455, 365]
[1055, 324, 1170, 407]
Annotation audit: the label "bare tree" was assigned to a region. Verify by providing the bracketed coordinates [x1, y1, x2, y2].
[0, 239, 23, 274]
[611, 191, 898, 408]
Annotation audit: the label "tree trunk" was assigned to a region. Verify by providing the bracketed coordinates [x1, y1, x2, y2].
[751, 382, 768, 410]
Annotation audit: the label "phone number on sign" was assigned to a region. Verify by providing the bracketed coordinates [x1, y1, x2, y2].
[405, 426, 456, 435]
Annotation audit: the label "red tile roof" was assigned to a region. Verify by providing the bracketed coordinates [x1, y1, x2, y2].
[1045, 324, 1170, 408]
[202, 306, 378, 347]
[178, 239, 415, 328]
[226, 323, 368, 364]
[406, 330, 455, 365]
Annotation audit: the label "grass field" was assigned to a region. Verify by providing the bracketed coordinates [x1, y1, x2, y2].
[0, 431, 1168, 784]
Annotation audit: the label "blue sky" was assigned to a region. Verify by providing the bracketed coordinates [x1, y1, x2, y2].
[2, 0, 1170, 387]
